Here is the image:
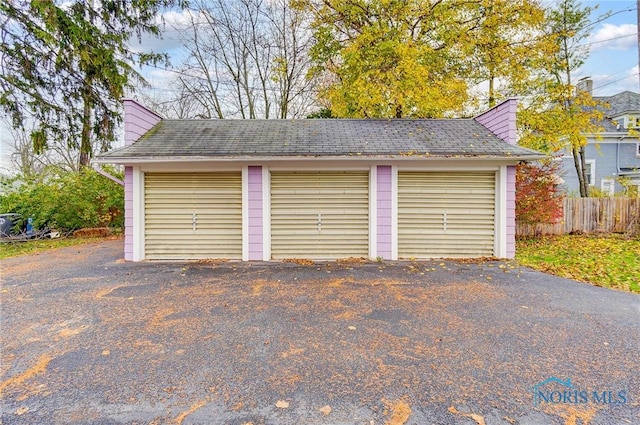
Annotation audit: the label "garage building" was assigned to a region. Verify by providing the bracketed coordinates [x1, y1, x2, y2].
[96, 99, 543, 261]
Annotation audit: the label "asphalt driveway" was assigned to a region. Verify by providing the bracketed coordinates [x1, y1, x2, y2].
[1, 240, 639, 425]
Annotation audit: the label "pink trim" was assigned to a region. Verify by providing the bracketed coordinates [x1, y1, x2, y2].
[124, 167, 133, 261]
[376, 166, 393, 259]
[506, 166, 516, 258]
[474, 99, 517, 145]
[123, 99, 162, 146]
[475, 100, 518, 258]
[122, 100, 161, 260]
[247, 166, 263, 260]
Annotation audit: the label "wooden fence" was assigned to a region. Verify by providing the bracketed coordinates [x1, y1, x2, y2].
[516, 197, 640, 236]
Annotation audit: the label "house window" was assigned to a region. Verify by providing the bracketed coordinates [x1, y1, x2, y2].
[585, 160, 595, 186]
[636, 142, 640, 157]
[629, 116, 640, 129]
[601, 178, 615, 196]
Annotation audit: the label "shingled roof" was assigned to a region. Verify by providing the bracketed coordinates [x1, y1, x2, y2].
[595, 91, 640, 117]
[591, 91, 640, 133]
[99, 118, 543, 161]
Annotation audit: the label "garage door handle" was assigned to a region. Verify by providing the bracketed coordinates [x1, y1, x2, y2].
[192, 213, 197, 231]
[443, 211, 447, 233]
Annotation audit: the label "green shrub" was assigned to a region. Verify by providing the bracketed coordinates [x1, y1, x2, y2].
[0, 168, 124, 231]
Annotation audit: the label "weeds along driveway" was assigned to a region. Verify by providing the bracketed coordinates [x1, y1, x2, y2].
[1, 240, 639, 425]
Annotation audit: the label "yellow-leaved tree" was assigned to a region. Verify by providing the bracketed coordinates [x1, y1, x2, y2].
[459, 0, 551, 109]
[302, 0, 470, 118]
[302, 0, 560, 118]
[517, 0, 609, 197]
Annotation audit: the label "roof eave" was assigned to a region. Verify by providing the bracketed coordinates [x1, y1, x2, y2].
[585, 132, 639, 138]
[93, 154, 547, 165]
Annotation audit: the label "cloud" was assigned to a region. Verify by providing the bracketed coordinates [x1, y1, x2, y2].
[588, 23, 637, 51]
[128, 9, 201, 64]
[143, 67, 181, 88]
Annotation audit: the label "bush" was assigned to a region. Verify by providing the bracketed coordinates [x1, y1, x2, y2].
[516, 160, 564, 226]
[0, 168, 124, 232]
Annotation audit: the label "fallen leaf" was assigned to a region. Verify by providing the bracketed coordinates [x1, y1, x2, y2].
[319, 405, 332, 415]
[102, 349, 110, 356]
[15, 406, 29, 415]
[275, 400, 289, 409]
[448, 406, 486, 425]
[174, 400, 207, 424]
[383, 397, 412, 425]
[348, 326, 356, 330]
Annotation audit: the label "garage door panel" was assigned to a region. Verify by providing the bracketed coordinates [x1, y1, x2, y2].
[398, 172, 495, 258]
[271, 171, 369, 259]
[144, 172, 242, 260]
[145, 228, 241, 236]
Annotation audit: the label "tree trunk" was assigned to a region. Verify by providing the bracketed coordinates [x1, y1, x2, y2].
[488, 74, 495, 108]
[79, 88, 92, 168]
[578, 146, 589, 197]
[79, 1, 94, 169]
[572, 146, 587, 197]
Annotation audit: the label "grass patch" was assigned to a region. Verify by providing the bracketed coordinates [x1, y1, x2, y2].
[516, 234, 640, 293]
[0, 236, 117, 259]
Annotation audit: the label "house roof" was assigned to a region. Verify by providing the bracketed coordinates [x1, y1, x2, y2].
[98, 119, 543, 162]
[595, 91, 640, 117]
[591, 91, 640, 132]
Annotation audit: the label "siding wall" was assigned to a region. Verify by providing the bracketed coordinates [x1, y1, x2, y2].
[247, 166, 263, 260]
[376, 165, 393, 259]
[124, 99, 162, 146]
[475, 99, 518, 259]
[506, 166, 516, 258]
[474, 99, 517, 146]
[124, 167, 134, 260]
[123, 100, 162, 261]
[128, 162, 512, 260]
[561, 140, 640, 195]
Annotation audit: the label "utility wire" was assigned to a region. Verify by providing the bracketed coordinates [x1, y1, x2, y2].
[593, 74, 637, 91]
[579, 32, 637, 47]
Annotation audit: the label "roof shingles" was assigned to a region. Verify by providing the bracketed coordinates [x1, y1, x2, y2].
[595, 91, 640, 117]
[100, 118, 542, 160]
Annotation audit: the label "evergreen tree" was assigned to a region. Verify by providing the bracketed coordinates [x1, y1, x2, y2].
[0, 0, 185, 169]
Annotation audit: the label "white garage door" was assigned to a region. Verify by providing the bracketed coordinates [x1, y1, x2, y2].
[398, 172, 495, 258]
[271, 171, 369, 259]
[144, 173, 242, 260]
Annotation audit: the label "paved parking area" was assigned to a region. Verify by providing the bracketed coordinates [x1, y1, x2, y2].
[1, 239, 639, 424]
